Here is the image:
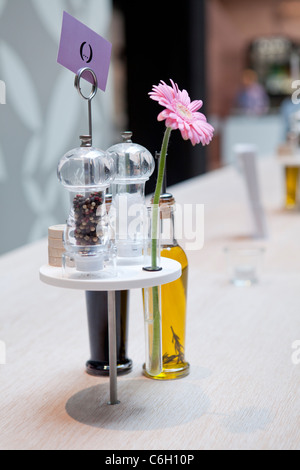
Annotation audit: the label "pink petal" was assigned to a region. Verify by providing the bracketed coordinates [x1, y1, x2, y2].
[165, 118, 179, 130]
[189, 100, 203, 112]
[178, 89, 191, 106]
[180, 126, 190, 141]
[157, 111, 167, 121]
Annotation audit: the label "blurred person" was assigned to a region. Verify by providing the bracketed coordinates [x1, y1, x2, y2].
[236, 69, 270, 115]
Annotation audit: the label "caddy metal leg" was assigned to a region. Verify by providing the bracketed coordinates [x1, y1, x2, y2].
[107, 290, 120, 405]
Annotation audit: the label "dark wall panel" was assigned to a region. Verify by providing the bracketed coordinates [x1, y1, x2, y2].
[114, 0, 207, 193]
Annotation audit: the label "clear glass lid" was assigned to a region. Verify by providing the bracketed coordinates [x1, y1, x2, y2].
[107, 131, 155, 183]
[57, 135, 116, 191]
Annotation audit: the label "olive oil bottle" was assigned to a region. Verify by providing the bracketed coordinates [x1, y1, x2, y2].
[285, 166, 299, 209]
[143, 193, 190, 380]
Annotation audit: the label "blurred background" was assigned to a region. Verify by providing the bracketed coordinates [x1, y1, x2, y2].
[0, 0, 300, 255]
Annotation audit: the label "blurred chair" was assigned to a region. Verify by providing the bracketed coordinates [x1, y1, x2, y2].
[222, 115, 283, 165]
[234, 144, 268, 239]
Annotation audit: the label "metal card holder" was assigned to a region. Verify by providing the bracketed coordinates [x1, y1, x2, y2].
[74, 67, 98, 142]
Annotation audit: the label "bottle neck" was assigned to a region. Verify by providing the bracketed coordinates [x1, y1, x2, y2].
[160, 206, 177, 247]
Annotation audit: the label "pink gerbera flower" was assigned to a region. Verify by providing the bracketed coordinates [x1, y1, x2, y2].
[149, 79, 214, 146]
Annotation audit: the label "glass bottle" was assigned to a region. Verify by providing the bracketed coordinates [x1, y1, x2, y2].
[85, 289, 132, 376]
[285, 166, 299, 209]
[143, 193, 190, 380]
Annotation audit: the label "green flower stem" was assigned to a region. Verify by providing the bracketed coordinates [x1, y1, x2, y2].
[149, 285, 160, 375]
[148, 127, 172, 376]
[151, 127, 172, 266]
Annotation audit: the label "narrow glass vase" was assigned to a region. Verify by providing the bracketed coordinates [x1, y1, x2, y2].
[143, 285, 162, 377]
[143, 205, 163, 377]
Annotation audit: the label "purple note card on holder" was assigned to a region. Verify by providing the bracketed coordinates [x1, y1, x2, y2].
[57, 11, 112, 92]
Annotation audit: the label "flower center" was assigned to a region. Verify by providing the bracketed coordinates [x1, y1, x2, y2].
[176, 102, 193, 121]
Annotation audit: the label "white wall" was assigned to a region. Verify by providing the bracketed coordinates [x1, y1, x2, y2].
[0, 0, 114, 255]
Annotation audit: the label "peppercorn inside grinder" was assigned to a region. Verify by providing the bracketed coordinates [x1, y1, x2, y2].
[107, 131, 155, 261]
[57, 135, 116, 276]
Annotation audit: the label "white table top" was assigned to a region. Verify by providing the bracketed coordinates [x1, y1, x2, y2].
[1, 156, 300, 450]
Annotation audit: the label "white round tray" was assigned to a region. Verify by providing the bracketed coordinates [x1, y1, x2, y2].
[39, 257, 182, 291]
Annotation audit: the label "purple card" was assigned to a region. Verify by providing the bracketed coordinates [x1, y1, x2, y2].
[57, 11, 112, 92]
